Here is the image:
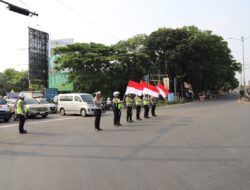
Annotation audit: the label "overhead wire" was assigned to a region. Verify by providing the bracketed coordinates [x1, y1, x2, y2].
[55, 0, 120, 41]
[18, 0, 32, 10]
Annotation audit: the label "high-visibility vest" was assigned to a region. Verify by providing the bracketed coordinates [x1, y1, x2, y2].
[143, 97, 150, 106]
[126, 97, 133, 107]
[113, 98, 122, 109]
[24, 104, 28, 113]
[16, 99, 26, 115]
[135, 97, 143, 106]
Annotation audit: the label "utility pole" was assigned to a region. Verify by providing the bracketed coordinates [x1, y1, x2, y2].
[241, 36, 246, 90]
[0, 0, 38, 16]
[229, 36, 250, 93]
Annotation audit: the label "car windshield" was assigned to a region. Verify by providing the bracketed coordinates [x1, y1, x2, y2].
[39, 99, 50, 104]
[80, 95, 93, 103]
[25, 99, 39, 104]
[0, 98, 6, 105]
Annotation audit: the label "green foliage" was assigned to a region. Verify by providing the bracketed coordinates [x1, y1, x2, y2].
[0, 69, 28, 96]
[52, 26, 240, 97]
[147, 26, 240, 94]
[53, 36, 152, 97]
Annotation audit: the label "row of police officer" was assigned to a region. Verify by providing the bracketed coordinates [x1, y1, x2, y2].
[94, 91, 157, 130]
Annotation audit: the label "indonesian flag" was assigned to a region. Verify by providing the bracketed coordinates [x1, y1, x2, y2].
[157, 82, 169, 98]
[141, 80, 159, 97]
[125, 80, 143, 96]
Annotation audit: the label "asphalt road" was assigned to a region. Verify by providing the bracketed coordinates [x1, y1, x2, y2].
[0, 94, 250, 190]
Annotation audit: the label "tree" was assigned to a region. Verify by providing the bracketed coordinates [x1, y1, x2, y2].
[53, 43, 121, 96]
[146, 26, 241, 95]
[0, 69, 28, 96]
[52, 26, 240, 97]
[111, 34, 151, 93]
[53, 36, 152, 97]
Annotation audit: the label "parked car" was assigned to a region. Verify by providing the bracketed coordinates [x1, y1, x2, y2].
[5, 98, 17, 114]
[0, 97, 12, 122]
[57, 93, 95, 116]
[35, 98, 57, 113]
[24, 98, 49, 118]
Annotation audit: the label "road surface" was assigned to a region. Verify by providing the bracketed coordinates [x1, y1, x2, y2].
[0, 94, 250, 190]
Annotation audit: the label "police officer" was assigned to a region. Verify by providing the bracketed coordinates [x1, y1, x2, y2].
[16, 93, 28, 134]
[143, 94, 150, 118]
[135, 95, 143, 120]
[151, 96, 158, 117]
[125, 94, 134, 123]
[93, 91, 103, 131]
[112, 91, 122, 126]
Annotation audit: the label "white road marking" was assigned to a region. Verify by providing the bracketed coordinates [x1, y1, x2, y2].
[0, 117, 78, 129]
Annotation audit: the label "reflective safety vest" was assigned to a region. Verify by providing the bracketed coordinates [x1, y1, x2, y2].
[143, 97, 150, 106]
[113, 98, 122, 109]
[126, 97, 133, 107]
[24, 104, 28, 113]
[16, 99, 27, 115]
[135, 97, 143, 106]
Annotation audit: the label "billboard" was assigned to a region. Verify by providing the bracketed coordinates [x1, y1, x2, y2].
[28, 28, 49, 86]
[49, 39, 74, 91]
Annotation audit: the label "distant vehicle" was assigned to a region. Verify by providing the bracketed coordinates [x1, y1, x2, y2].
[5, 98, 17, 115]
[35, 98, 57, 113]
[0, 97, 12, 122]
[20, 91, 43, 99]
[57, 93, 95, 116]
[24, 98, 49, 118]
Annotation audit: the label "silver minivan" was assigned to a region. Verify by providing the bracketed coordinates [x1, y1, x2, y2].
[57, 93, 95, 116]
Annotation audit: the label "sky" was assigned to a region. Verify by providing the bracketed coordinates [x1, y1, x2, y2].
[0, 0, 250, 84]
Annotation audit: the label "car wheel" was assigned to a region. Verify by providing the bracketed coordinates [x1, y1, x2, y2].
[42, 113, 48, 118]
[80, 109, 86, 117]
[60, 108, 65, 116]
[4, 118, 10, 122]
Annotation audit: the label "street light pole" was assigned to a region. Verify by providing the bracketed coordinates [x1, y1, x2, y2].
[229, 36, 250, 92]
[241, 36, 246, 89]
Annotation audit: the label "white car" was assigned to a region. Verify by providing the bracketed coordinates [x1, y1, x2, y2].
[57, 93, 95, 116]
[35, 98, 57, 113]
[24, 98, 49, 118]
[5, 98, 17, 115]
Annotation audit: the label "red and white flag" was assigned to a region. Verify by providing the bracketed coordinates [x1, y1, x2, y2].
[157, 82, 169, 98]
[140, 80, 159, 97]
[125, 80, 143, 96]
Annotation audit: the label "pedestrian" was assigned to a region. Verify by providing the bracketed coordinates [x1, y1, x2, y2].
[135, 95, 143, 120]
[151, 96, 158, 117]
[125, 94, 134, 123]
[93, 91, 103, 131]
[143, 94, 150, 118]
[16, 93, 28, 134]
[112, 91, 122, 126]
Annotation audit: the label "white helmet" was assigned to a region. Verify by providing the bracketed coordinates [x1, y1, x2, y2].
[18, 93, 25, 99]
[113, 91, 120, 96]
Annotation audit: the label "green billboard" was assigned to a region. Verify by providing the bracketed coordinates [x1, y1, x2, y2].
[48, 56, 73, 91]
[49, 39, 74, 91]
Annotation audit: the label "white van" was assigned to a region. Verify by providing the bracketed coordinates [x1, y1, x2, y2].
[57, 93, 95, 116]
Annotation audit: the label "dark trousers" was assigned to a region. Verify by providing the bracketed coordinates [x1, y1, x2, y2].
[151, 103, 156, 116]
[113, 109, 121, 125]
[144, 105, 149, 118]
[94, 109, 102, 129]
[126, 106, 133, 122]
[136, 105, 141, 119]
[18, 114, 25, 133]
